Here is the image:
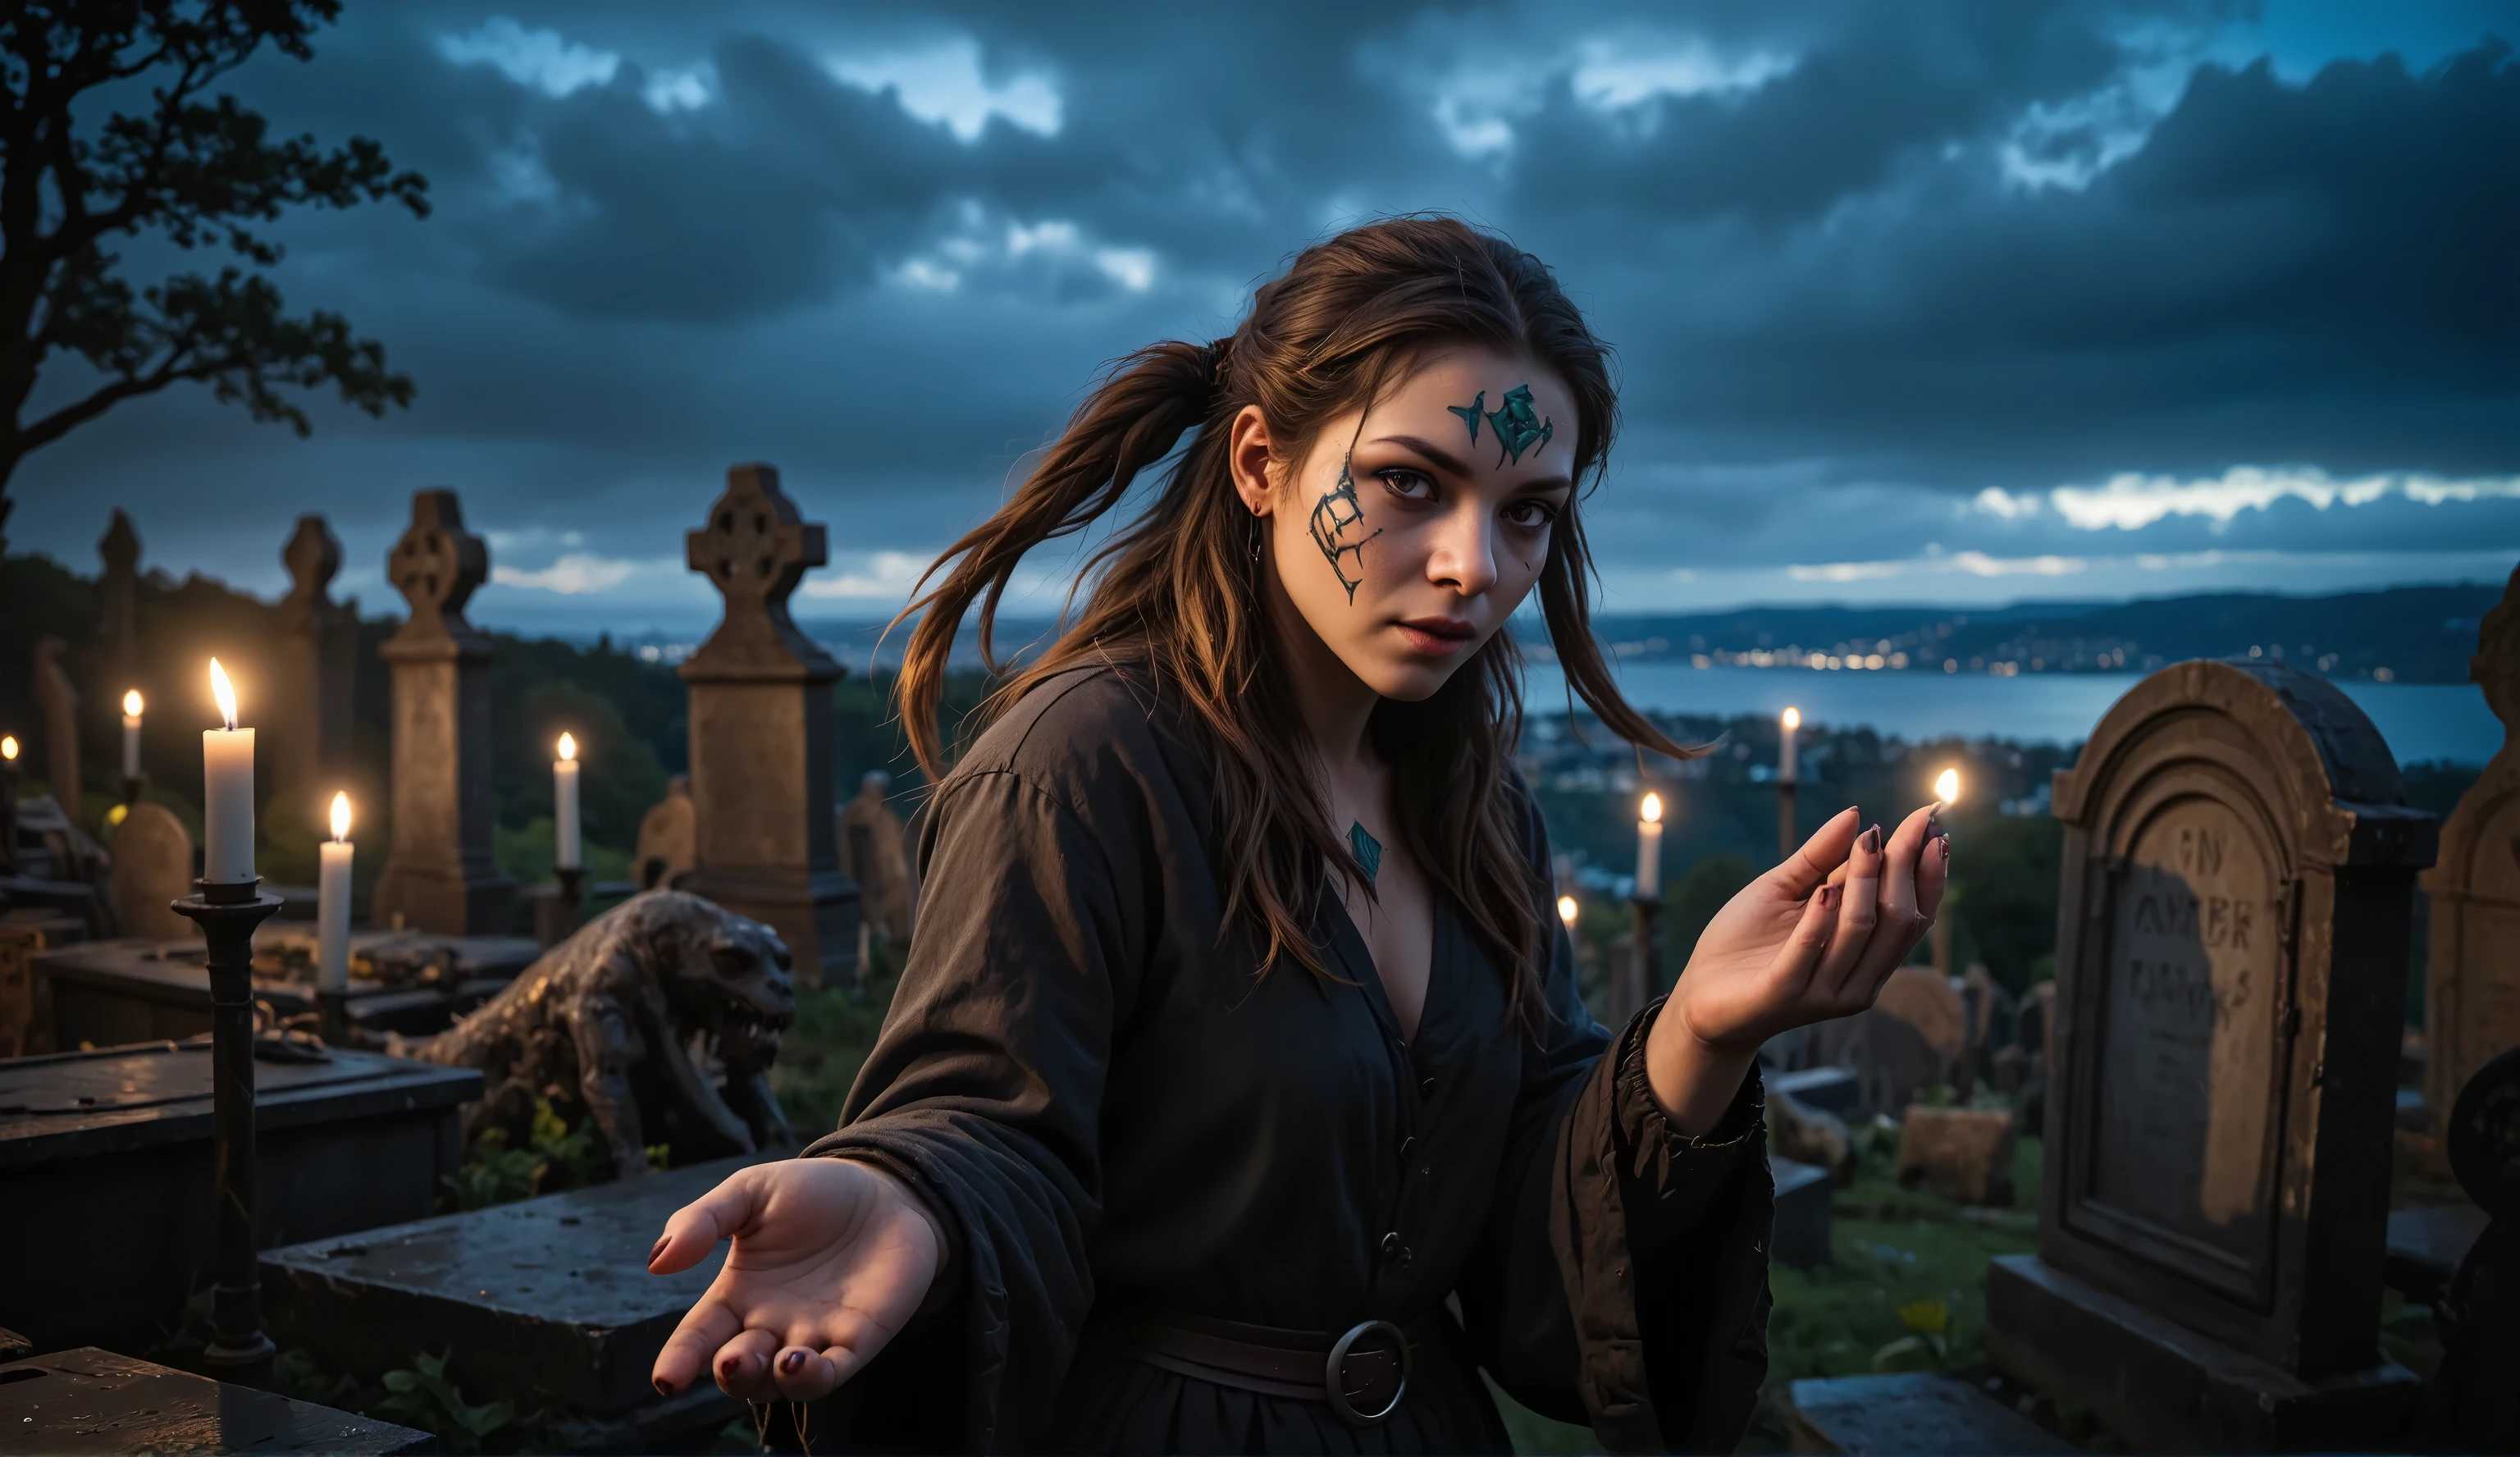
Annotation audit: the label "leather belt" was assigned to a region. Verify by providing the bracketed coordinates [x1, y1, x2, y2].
[1109, 1309, 1451, 1427]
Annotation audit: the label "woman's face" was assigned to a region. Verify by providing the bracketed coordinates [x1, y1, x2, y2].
[1232, 349, 1578, 702]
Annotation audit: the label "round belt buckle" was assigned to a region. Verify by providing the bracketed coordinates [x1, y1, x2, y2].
[1325, 1318, 1410, 1427]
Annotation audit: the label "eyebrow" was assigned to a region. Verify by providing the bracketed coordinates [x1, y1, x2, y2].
[1371, 434, 1574, 495]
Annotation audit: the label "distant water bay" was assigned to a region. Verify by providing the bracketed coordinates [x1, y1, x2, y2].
[1522, 663, 2501, 765]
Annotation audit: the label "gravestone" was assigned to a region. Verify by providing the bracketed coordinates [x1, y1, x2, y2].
[32, 635, 79, 821]
[2422, 561, 2520, 1149]
[633, 774, 696, 890]
[838, 770, 916, 943]
[97, 509, 139, 690]
[372, 491, 516, 936]
[273, 514, 359, 822]
[1814, 966, 1965, 1118]
[1783, 1373, 2075, 1455]
[679, 465, 857, 987]
[108, 801, 193, 942]
[0, 1041, 478, 1355]
[1984, 660, 2436, 1451]
[1771, 1153, 1834, 1270]
[0, 1347, 431, 1455]
[1899, 1104, 2014, 1205]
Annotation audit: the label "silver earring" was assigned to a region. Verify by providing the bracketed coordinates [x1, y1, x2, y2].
[1249, 513, 1262, 562]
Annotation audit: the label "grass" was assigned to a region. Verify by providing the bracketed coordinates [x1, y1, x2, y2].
[767, 936, 903, 1138]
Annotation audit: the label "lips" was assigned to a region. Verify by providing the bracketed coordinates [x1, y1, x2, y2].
[1395, 617, 1476, 655]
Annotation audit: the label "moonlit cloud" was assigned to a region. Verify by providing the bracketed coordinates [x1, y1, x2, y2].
[824, 36, 1062, 141]
[2040, 468, 2520, 531]
[490, 552, 643, 595]
[436, 17, 620, 98]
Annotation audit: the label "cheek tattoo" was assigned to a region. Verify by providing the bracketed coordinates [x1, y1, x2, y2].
[1307, 450, 1383, 604]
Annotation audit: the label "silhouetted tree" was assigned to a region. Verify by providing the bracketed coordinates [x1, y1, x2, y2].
[0, 1, 430, 537]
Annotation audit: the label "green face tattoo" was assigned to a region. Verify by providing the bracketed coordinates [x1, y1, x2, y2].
[1446, 391, 1486, 445]
[1308, 450, 1383, 604]
[1486, 384, 1554, 465]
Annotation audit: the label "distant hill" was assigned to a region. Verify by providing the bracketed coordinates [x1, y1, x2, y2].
[1560, 583, 2505, 684]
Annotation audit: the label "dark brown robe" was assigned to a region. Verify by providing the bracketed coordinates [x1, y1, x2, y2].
[803, 665, 1774, 1454]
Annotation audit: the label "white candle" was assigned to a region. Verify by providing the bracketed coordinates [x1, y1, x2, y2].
[1936, 767, 1962, 806]
[202, 660, 254, 884]
[554, 733, 581, 870]
[1636, 792, 1664, 897]
[122, 690, 144, 780]
[1779, 706, 1800, 785]
[319, 792, 353, 993]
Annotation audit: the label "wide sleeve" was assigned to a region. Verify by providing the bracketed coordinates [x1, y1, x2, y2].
[797, 766, 1138, 1454]
[1455, 799, 1776, 1455]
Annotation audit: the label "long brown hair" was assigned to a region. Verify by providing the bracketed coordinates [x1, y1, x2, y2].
[894, 216, 1698, 1025]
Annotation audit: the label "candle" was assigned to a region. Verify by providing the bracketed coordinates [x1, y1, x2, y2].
[1636, 792, 1664, 897]
[122, 690, 144, 780]
[1556, 894, 1578, 928]
[319, 792, 353, 993]
[554, 733, 581, 870]
[1935, 767, 1962, 806]
[202, 660, 254, 884]
[1779, 706, 1800, 784]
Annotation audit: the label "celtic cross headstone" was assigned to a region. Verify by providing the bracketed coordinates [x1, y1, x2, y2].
[678, 465, 856, 986]
[274, 515, 358, 824]
[372, 491, 514, 935]
[98, 509, 140, 689]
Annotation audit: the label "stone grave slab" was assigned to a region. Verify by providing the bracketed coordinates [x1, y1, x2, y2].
[107, 802, 193, 943]
[0, 1042, 479, 1356]
[1898, 1105, 2015, 1205]
[1984, 659, 2433, 1450]
[1772, 1153, 1833, 1270]
[1769, 1064, 1859, 1115]
[2385, 1202, 2487, 1304]
[0, 1346, 430, 1455]
[262, 1153, 767, 1437]
[1782, 1372, 2073, 1455]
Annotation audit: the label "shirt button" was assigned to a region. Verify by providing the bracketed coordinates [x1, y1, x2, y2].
[1379, 1231, 1405, 1263]
[1399, 1136, 1417, 1162]
[1418, 1076, 1437, 1098]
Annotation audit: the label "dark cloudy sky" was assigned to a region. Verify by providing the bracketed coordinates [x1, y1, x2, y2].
[11, 0, 2518, 637]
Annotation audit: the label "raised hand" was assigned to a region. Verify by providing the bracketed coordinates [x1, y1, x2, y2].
[1643, 805, 1949, 1134]
[649, 1157, 947, 1404]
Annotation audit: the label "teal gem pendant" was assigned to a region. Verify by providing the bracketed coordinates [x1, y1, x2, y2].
[1349, 820, 1382, 884]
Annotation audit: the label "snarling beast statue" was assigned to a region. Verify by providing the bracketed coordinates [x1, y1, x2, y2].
[411, 890, 797, 1176]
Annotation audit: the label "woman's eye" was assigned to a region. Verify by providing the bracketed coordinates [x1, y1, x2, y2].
[1503, 500, 1560, 528]
[1377, 468, 1436, 500]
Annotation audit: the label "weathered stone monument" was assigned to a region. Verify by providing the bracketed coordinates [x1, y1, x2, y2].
[839, 769, 917, 943]
[97, 509, 140, 691]
[272, 515, 358, 822]
[633, 775, 696, 890]
[1811, 964, 1965, 1117]
[372, 491, 516, 935]
[679, 465, 856, 987]
[109, 802, 194, 942]
[1985, 660, 2438, 1450]
[33, 634, 80, 817]
[2422, 562, 2520, 1149]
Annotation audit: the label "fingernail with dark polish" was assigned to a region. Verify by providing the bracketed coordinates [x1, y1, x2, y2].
[647, 1237, 666, 1266]
[655, 1377, 674, 1397]
[1820, 884, 1842, 908]
[1939, 835, 1952, 861]
[781, 1350, 806, 1375]
[1865, 826, 1882, 853]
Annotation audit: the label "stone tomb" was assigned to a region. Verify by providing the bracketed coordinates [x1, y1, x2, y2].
[0, 1347, 430, 1455]
[262, 1154, 765, 1449]
[2422, 561, 2520, 1148]
[0, 1042, 479, 1356]
[372, 490, 517, 935]
[679, 465, 859, 986]
[106, 801, 192, 943]
[1782, 1372, 2074, 1455]
[1985, 660, 2437, 1451]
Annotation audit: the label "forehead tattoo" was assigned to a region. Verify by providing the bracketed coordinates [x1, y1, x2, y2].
[1486, 384, 1554, 466]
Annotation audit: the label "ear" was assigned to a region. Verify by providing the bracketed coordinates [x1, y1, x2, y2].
[1226, 404, 1277, 518]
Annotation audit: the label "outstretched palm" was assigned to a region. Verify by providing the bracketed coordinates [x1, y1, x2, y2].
[649, 1158, 945, 1403]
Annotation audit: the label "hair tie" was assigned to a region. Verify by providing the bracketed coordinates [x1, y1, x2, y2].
[1201, 336, 1232, 388]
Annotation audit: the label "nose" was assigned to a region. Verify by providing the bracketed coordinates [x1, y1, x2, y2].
[1424, 505, 1500, 597]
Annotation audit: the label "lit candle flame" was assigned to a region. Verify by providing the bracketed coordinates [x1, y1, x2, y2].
[208, 658, 238, 731]
[1641, 792, 1663, 824]
[1556, 894, 1578, 926]
[1782, 706, 1801, 731]
[330, 791, 353, 842]
[1, 736, 16, 761]
[1935, 767, 1962, 805]
[124, 689, 144, 718]
[557, 732, 577, 762]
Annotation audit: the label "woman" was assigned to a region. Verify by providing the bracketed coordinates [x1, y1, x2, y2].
[646, 217, 1947, 1454]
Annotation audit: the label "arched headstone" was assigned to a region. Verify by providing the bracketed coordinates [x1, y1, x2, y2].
[372, 491, 515, 935]
[634, 776, 696, 890]
[678, 465, 857, 987]
[110, 802, 195, 942]
[1985, 659, 2437, 1451]
[2423, 562, 2520, 1144]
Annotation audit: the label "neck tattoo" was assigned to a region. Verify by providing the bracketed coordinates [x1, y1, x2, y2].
[1349, 820, 1383, 884]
